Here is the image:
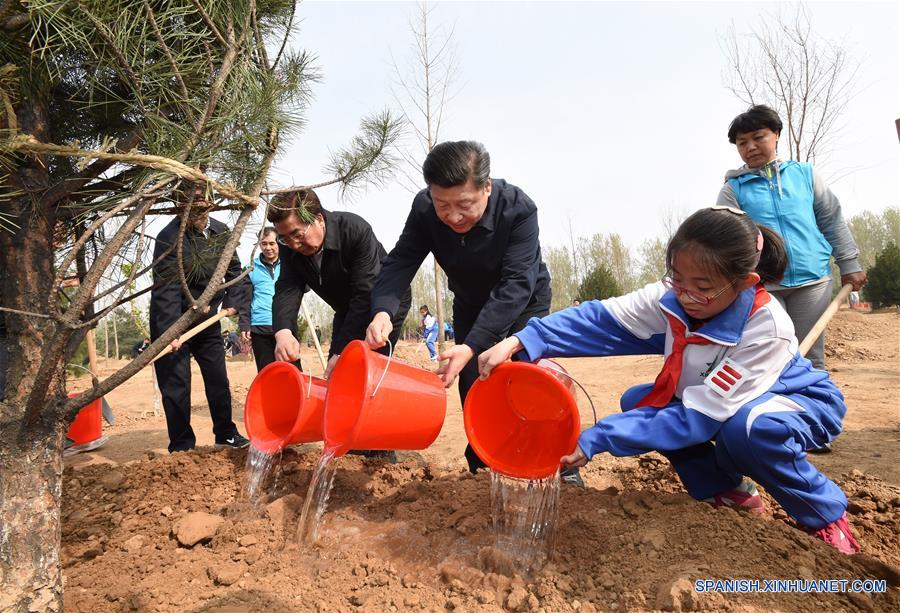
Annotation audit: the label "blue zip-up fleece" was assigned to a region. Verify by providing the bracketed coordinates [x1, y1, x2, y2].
[248, 254, 280, 327]
[716, 160, 861, 287]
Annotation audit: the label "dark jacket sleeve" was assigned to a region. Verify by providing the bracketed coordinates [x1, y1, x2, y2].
[330, 221, 383, 355]
[464, 206, 543, 354]
[221, 247, 251, 331]
[272, 248, 306, 335]
[150, 224, 184, 337]
[371, 206, 431, 318]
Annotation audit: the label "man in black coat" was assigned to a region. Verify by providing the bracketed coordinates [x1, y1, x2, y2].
[269, 188, 410, 378]
[365, 141, 583, 482]
[150, 188, 251, 452]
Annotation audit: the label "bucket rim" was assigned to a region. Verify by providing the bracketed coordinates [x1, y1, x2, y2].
[246, 361, 324, 452]
[463, 361, 580, 479]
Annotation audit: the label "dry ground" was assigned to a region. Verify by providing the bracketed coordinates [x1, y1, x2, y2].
[62, 308, 900, 611]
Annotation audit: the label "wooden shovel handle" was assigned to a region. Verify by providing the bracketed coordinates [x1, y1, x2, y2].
[798, 284, 853, 356]
[150, 310, 230, 364]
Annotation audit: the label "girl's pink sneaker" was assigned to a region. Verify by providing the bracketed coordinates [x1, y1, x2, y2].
[806, 513, 861, 555]
[703, 480, 766, 514]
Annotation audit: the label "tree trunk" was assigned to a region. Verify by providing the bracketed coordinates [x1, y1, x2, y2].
[0, 74, 68, 612]
[85, 329, 98, 375]
[0, 210, 68, 611]
[0, 429, 66, 612]
[0, 206, 68, 611]
[112, 316, 119, 360]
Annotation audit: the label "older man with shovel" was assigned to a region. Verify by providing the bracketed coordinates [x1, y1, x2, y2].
[150, 185, 251, 453]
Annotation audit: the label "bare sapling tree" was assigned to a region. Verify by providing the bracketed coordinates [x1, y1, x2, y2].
[543, 244, 577, 311]
[0, 1, 399, 610]
[392, 1, 460, 352]
[576, 232, 637, 294]
[723, 3, 860, 169]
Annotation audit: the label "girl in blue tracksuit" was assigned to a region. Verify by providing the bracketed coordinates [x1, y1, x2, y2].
[420, 304, 438, 360]
[478, 207, 860, 555]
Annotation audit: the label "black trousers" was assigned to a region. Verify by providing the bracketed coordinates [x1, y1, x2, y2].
[455, 297, 551, 473]
[153, 323, 239, 452]
[251, 332, 276, 372]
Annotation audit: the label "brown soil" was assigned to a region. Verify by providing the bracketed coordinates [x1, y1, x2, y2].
[62, 309, 900, 611]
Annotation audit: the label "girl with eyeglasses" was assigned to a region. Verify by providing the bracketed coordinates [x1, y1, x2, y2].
[478, 207, 859, 555]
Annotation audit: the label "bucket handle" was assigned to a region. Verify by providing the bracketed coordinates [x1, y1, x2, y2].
[370, 340, 393, 398]
[297, 356, 313, 399]
[548, 369, 598, 424]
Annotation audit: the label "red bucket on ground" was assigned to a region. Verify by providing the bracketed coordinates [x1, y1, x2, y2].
[244, 361, 327, 453]
[464, 360, 580, 480]
[66, 396, 103, 445]
[324, 340, 446, 457]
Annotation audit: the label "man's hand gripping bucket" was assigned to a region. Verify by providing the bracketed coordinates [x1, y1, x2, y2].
[464, 359, 595, 479]
[244, 361, 328, 453]
[324, 340, 446, 456]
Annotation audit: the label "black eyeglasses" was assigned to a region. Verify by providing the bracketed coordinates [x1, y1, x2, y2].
[276, 224, 313, 246]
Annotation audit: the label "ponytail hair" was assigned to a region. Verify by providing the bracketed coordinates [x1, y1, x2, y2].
[755, 225, 788, 284]
[666, 207, 787, 285]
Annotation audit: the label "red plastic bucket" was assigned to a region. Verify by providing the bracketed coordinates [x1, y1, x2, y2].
[244, 361, 327, 453]
[66, 395, 103, 445]
[464, 360, 580, 479]
[324, 340, 446, 456]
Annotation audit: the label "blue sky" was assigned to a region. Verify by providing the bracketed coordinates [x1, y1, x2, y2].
[236, 0, 898, 263]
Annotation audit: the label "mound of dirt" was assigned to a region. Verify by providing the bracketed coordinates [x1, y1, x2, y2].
[62, 448, 899, 612]
[824, 309, 899, 362]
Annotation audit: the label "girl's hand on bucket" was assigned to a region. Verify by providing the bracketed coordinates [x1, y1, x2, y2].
[477, 336, 524, 380]
[365, 312, 393, 349]
[435, 345, 474, 387]
[560, 445, 588, 469]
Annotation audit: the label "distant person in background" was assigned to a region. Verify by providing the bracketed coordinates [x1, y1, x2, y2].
[717, 105, 866, 370]
[224, 330, 241, 357]
[444, 320, 454, 341]
[243, 227, 281, 371]
[130, 337, 150, 359]
[420, 304, 438, 361]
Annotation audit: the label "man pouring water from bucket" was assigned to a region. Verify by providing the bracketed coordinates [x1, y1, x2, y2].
[365, 141, 583, 486]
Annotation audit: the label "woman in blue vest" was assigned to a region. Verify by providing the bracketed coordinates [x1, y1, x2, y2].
[716, 105, 866, 370]
[243, 227, 282, 371]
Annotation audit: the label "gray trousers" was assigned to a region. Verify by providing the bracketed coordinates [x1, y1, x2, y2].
[769, 278, 833, 370]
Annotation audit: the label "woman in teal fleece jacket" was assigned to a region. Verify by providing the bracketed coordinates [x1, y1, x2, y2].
[716, 105, 866, 370]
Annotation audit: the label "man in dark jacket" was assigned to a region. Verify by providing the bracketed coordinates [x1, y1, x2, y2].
[269, 189, 410, 378]
[150, 187, 251, 452]
[365, 141, 579, 480]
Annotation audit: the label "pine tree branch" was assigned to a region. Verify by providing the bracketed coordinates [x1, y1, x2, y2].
[188, 0, 228, 47]
[8, 136, 256, 205]
[39, 131, 142, 209]
[143, 0, 190, 104]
